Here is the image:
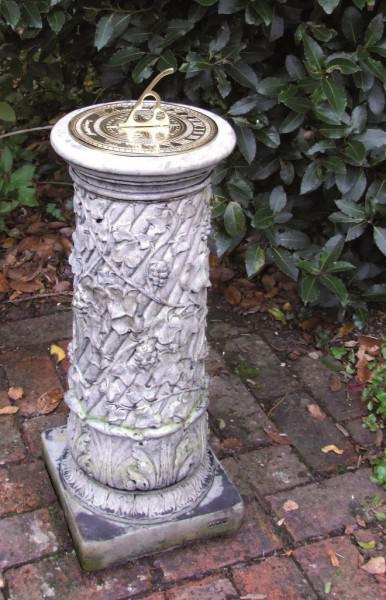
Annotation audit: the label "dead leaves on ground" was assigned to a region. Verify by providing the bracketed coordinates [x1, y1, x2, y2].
[210, 259, 298, 320]
[36, 387, 63, 414]
[0, 215, 73, 302]
[361, 556, 386, 575]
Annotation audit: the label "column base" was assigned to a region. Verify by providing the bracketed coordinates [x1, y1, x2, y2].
[42, 426, 244, 571]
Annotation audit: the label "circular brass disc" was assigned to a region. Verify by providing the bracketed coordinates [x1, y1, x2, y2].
[69, 101, 218, 156]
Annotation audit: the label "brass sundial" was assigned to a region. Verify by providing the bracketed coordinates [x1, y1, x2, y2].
[69, 68, 218, 156]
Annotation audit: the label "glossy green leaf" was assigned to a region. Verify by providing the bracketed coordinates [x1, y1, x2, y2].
[318, 0, 340, 14]
[321, 274, 349, 305]
[253, 207, 275, 229]
[226, 63, 258, 89]
[279, 111, 304, 133]
[235, 126, 256, 164]
[47, 9, 65, 32]
[269, 186, 287, 213]
[95, 14, 131, 50]
[345, 140, 366, 165]
[276, 229, 310, 250]
[302, 33, 325, 73]
[342, 7, 363, 45]
[321, 78, 347, 114]
[0, 102, 15, 122]
[224, 201, 246, 237]
[373, 226, 386, 256]
[269, 247, 299, 280]
[109, 47, 145, 66]
[301, 163, 322, 194]
[300, 275, 320, 304]
[0, 0, 20, 27]
[364, 14, 384, 47]
[320, 234, 344, 270]
[21, 1, 42, 28]
[245, 243, 265, 276]
[252, 0, 273, 26]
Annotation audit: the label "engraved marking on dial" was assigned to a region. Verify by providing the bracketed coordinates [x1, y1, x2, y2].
[69, 102, 217, 156]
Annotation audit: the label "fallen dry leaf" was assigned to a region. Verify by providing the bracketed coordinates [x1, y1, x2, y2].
[356, 515, 367, 528]
[240, 595, 267, 600]
[7, 386, 24, 401]
[337, 323, 354, 338]
[357, 335, 381, 357]
[307, 403, 326, 420]
[264, 428, 291, 445]
[345, 525, 355, 535]
[222, 438, 242, 450]
[224, 286, 242, 305]
[50, 343, 66, 364]
[0, 272, 9, 292]
[0, 405, 19, 415]
[239, 296, 261, 309]
[283, 499, 299, 512]
[327, 548, 340, 567]
[361, 556, 386, 575]
[329, 373, 343, 392]
[37, 387, 63, 414]
[321, 444, 344, 455]
[376, 429, 384, 448]
[9, 279, 43, 293]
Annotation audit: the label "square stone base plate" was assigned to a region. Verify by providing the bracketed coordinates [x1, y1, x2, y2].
[42, 426, 244, 571]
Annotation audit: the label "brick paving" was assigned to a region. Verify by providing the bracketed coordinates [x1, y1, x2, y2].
[0, 301, 385, 599]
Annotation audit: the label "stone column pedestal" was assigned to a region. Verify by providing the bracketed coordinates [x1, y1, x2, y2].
[42, 101, 243, 571]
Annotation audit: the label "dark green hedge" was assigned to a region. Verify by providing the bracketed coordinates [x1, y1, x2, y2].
[1, 0, 386, 318]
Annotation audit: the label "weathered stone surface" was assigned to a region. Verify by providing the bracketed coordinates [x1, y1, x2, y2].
[21, 413, 67, 457]
[268, 392, 357, 473]
[0, 350, 64, 416]
[267, 468, 384, 542]
[0, 508, 68, 569]
[154, 502, 282, 582]
[293, 356, 366, 421]
[295, 536, 384, 600]
[208, 349, 276, 450]
[236, 446, 311, 496]
[232, 556, 318, 600]
[43, 427, 243, 570]
[166, 575, 238, 599]
[223, 334, 298, 401]
[0, 416, 25, 465]
[5, 553, 152, 600]
[0, 461, 55, 516]
[0, 312, 72, 350]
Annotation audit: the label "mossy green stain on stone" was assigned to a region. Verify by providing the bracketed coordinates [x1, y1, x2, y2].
[225, 352, 259, 382]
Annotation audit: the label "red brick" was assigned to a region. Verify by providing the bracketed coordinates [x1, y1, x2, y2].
[267, 392, 357, 474]
[293, 356, 366, 421]
[0, 461, 55, 516]
[0, 416, 25, 465]
[6, 553, 151, 600]
[154, 502, 281, 582]
[237, 446, 311, 496]
[0, 350, 64, 416]
[222, 335, 298, 401]
[346, 418, 379, 448]
[0, 507, 69, 569]
[232, 556, 317, 599]
[166, 574, 238, 599]
[21, 413, 67, 457]
[208, 349, 277, 450]
[294, 536, 384, 600]
[267, 468, 384, 542]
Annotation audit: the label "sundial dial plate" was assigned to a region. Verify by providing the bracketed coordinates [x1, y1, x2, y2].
[69, 102, 218, 156]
